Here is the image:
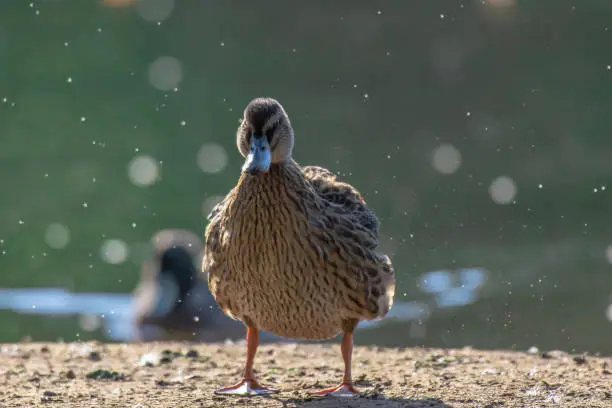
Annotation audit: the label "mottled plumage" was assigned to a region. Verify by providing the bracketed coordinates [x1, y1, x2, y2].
[202, 97, 395, 396]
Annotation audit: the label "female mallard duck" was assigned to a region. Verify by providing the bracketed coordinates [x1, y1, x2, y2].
[203, 97, 396, 397]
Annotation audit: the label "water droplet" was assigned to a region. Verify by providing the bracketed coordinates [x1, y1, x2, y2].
[489, 176, 517, 204]
[148, 56, 183, 91]
[100, 239, 129, 265]
[431, 143, 462, 175]
[44, 223, 71, 249]
[135, 0, 175, 23]
[196, 143, 228, 174]
[79, 314, 101, 332]
[605, 245, 612, 264]
[128, 155, 160, 187]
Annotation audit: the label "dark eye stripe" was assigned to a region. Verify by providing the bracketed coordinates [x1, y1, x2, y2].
[266, 122, 278, 142]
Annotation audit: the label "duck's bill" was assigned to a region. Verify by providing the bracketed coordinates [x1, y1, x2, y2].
[242, 136, 271, 174]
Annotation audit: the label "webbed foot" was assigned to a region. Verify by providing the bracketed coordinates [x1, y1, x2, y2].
[310, 382, 360, 397]
[214, 378, 278, 396]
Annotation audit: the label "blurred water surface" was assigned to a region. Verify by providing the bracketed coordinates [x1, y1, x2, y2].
[1, 0, 611, 354]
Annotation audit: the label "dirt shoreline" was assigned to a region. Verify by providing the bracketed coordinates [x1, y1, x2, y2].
[0, 342, 609, 407]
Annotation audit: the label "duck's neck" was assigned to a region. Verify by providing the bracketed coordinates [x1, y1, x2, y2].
[227, 160, 314, 254]
[228, 159, 313, 227]
[235, 159, 304, 197]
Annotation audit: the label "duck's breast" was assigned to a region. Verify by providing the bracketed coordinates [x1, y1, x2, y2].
[221, 179, 346, 340]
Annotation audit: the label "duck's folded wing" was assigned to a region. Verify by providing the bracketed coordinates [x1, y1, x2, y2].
[206, 188, 235, 221]
[203, 190, 233, 275]
[202, 189, 237, 317]
[302, 166, 395, 319]
[302, 165, 380, 248]
[203, 190, 230, 275]
[302, 165, 337, 181]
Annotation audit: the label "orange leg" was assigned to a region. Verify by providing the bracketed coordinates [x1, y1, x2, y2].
[214, 327, 278, 396]
[311, 331, 360, 397]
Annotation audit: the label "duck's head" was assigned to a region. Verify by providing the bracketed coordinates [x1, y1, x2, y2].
[136, 245, 197, 322]
[237, 97, 294, 175]
[159, 246, 197, 300]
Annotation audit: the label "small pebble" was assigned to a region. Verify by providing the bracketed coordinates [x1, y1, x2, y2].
[88, 351, 101, 361]
[573, 355, 587, 365]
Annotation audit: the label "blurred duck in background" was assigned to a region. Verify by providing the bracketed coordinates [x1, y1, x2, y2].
[131, 229, 250, 342]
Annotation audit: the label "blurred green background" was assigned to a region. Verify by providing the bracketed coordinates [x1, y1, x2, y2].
[1, 0, 611, 354]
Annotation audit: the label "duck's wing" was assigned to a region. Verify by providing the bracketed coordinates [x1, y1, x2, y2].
[203, 191, 229, 270]
[302, 165, 380, 248]
[302, 165, 395, 321]
[302, 165, 338, 181]
[206, 189, 235, 222]
[202, 188, 239, 319]
[202, 189, 233, 278]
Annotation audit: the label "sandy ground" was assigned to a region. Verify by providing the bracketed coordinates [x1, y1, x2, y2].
[0, 342, 609, 408]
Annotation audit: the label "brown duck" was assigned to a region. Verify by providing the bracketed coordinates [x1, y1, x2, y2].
[203, 97, 396, 397]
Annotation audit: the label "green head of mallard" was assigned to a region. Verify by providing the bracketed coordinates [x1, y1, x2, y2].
[237, 97, 294, 175]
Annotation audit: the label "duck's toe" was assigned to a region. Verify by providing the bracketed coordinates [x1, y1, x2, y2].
[214, 379, 278, 396]
[310, 382, 360, 397]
